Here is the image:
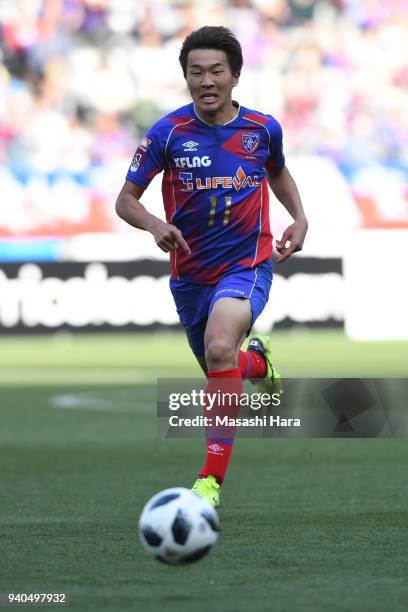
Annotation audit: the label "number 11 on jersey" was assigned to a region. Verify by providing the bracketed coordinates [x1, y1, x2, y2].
[208, 197, 232, 227]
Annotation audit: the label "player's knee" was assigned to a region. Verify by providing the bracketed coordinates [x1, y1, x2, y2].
[205, 338, 235, 370]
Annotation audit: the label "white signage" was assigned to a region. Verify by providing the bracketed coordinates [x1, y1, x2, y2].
[0, 263, 343, 329]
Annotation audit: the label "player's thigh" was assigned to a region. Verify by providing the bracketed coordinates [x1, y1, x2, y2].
[204, 297, 252, 356]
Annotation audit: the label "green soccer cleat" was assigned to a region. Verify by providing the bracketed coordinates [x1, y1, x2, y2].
[191, 475, 221, 508]
[247, 335, 282, 395]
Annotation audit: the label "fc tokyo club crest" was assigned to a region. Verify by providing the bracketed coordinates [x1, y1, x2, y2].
[241, 132, 260, 154]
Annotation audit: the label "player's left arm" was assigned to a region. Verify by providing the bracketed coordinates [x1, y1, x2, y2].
[266, 165, 308, 263]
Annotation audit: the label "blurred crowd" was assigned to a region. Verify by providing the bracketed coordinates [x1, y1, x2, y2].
[0, 0, 407, 234]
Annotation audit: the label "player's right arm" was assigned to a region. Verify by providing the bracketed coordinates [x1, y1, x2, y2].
[115, 181, 191, 255]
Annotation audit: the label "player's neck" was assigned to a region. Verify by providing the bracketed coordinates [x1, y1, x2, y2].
[194, 100, 239, 126]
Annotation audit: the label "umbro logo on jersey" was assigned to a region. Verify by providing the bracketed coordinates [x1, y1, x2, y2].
[183, 140, 199, 151]
[174, 156, 211, 168]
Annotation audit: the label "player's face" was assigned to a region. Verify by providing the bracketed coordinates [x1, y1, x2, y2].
[186, 49, 239, 120]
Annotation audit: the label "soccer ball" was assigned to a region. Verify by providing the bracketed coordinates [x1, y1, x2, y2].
[138, 487, 220, 565]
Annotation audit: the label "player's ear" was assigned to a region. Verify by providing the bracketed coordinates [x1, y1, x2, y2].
[232, 73, 240, 87]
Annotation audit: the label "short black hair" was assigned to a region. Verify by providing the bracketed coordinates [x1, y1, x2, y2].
[179, 26, 243, 78]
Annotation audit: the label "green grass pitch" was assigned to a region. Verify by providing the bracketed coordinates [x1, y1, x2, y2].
[1, 331, 407, 611]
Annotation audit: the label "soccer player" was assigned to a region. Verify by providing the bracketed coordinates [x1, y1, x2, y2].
[116, 26, 308, 507]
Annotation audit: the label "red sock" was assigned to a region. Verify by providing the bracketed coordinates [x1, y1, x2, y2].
[238, 350, 266, 379]
[198, 367, 242, 485]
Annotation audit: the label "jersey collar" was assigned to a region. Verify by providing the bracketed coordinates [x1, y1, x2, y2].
[192, 101, 241, 126]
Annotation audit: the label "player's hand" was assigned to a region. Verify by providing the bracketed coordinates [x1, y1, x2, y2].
[151, 221, 191, 255]
[275, 218, 308, 263]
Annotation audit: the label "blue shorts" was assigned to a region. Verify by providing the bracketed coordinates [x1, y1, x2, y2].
[169, 260, 272, 357]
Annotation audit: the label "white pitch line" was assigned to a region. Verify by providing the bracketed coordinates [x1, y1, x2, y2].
[50, 394, 153, 414]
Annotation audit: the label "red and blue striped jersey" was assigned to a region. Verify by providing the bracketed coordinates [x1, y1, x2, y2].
[126, 102, 285, 283]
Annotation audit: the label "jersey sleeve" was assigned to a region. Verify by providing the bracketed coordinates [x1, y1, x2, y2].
[125, 121, 167, 189]
[264, 117, 285, 175]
